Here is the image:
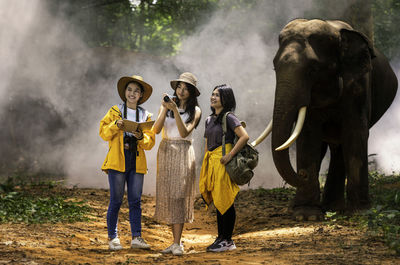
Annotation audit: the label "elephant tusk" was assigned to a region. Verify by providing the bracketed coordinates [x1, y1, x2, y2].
[275, 106, 307, 151]
[251, 120, 272, 147]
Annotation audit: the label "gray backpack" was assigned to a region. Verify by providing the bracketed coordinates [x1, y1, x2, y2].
[222, 112, 259, 186]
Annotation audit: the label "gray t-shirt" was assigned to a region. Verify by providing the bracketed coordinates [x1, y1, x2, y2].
[204, 113, 241, 151]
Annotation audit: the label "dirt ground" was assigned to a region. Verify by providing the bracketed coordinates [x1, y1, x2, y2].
[0, 186, 398, 265]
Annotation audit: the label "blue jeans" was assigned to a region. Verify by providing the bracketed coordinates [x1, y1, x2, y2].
[107, 149, 144, 239]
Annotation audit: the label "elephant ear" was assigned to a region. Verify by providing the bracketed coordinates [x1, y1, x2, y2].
[339, 29, 375, 83]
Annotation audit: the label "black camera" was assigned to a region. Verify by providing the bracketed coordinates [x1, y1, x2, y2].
[163, 95, 170, 102]
[124, 135, 138, 153]
[124, 136, 131, 145]
[163, 94, 175, 102]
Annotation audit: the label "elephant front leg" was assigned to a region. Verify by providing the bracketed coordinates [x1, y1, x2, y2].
[342, 123, 371, 212]
[322, 144, 346, 212]
[292, 129, 324, 221]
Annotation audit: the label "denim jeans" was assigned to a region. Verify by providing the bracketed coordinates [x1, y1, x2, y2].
[107, 149, 144, 239]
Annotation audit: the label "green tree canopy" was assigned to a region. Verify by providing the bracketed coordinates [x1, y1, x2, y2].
[373, 0, 400, 59]
[46, 0, 400, 60]
[46, 0, 219, 56]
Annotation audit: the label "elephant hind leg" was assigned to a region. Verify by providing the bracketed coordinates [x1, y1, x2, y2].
[343, 128, 371, 212]
[322, 144, 346, 212]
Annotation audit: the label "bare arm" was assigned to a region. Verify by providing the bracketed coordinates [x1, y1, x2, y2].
[220, 125, 249, 165]
[152, 104, 168, 134]
[163, 94, 201, 138]
[172, 106, 201, 138]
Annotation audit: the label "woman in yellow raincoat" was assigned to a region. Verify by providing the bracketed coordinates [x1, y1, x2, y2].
[199, 84, 249, 252]
[100, 75, 155, 251]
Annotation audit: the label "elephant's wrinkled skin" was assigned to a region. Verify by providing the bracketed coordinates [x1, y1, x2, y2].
[270, 19, 398, 220]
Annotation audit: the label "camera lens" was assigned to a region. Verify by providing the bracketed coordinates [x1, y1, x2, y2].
[163, 96, 170, 102]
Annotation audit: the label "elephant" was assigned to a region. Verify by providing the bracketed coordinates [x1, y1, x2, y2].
[253, 19, 398, 220]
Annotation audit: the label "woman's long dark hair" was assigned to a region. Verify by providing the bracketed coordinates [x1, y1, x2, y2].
[167, 81, 201, 128]
[211, 84, 236, 124]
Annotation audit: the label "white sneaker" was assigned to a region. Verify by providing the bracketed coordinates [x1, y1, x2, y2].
[171, 243, 184, 256]
[161, 243, 175, 254]
[131, 237, 150, 249]
[161, 243, 184, 254]
[109, 237, 123, 251]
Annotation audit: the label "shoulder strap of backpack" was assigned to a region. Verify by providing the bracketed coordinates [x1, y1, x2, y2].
[221, 111, 232, 156]
[205, 116, 211, 127]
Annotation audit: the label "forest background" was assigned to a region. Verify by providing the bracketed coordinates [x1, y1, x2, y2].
[1, 0, 400, 194]
[1, 0, 400, 261]
[49, 0, 400, 58]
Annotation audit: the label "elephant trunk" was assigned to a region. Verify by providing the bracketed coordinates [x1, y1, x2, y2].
[272, 76, 309, 187]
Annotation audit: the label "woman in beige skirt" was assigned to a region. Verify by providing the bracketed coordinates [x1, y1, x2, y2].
[153, 72, 202, 255]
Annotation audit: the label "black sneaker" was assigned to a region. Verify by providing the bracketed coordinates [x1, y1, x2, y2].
[206, 237, 222, 252]
[207, 239, 236, 252]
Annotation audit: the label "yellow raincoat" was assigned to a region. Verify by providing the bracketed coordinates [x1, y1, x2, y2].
[199, 144, 240, 215]
[99, 105, 155, 174]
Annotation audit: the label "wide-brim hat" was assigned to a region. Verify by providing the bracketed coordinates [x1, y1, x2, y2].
[117, 75, 153, 105]
[170, 72, 200, 97]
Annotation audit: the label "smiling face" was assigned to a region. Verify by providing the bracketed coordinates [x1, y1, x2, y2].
[125, 82, 143, 106]
[175, 82, 190, 102]
[210, 88, 222, 110]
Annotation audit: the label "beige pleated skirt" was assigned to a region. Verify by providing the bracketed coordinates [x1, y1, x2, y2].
[154, 139, 196, 224]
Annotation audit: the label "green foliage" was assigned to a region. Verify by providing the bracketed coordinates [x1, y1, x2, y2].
[364, 206, 400, 254]
[45, 0, 400, 58]
[365, 173, 400, 254]
[47, 0, 219, 56]
[372, 0, 400, 60]
[254, 186, 295, 201]
[325, 172, 400, 255]
[0, 180, 91, 224]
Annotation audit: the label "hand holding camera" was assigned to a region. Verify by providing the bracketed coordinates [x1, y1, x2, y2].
[162, 93, 177, 111]
[163, 94, 175, 102]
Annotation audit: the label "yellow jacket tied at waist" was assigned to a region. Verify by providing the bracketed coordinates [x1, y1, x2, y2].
[199, 144, 239, 215]
[99, 105, 155, 174]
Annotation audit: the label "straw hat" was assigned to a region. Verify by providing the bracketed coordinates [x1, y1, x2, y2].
[170, 72, 200, 96]
[117, 75, 153, 104]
